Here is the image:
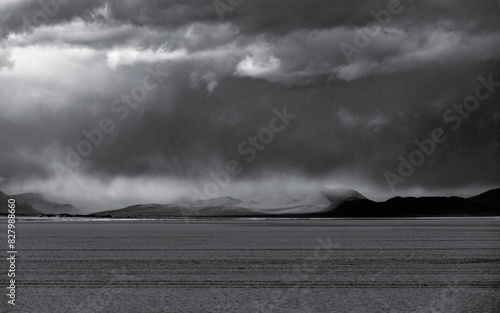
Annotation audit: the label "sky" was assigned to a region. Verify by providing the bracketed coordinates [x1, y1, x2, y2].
[0, 0, 499, 211]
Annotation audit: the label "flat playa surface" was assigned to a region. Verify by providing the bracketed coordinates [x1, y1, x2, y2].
[1, 218, 499, 312]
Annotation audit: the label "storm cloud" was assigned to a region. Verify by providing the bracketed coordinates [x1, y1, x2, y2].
[0, 0, 499, 210]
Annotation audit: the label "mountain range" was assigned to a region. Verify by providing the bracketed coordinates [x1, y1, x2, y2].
[0, 191, 80, 216]
[91, 188, 500, 218]
[1, 188, 499, 218]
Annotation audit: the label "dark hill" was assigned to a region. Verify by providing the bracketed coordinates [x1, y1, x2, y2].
[0, 191, 39, 216]
[468, 188, 500, 206]
[319, 196, 500, 217]
[13, 192, 80, 215]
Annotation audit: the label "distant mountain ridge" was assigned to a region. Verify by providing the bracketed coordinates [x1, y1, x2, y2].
[0, 191, 39, 216]
[468, 189, 500, 205]
[93, 187, 500, 218]
[2, 188, 499, 218]
[14, 193, 80, 215]
[93, 188, 366, 218]
[317, 188, 500, 218]
[0, 191, 81, 216]
[321, 195, 500, 218]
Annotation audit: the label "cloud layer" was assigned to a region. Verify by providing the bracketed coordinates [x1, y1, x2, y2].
[0, 0, 499, 210]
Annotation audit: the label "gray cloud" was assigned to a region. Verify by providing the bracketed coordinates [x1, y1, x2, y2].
[0, 0, 499, 209]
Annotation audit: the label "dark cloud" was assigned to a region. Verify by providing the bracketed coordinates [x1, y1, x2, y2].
[0, 0, 499, 209]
